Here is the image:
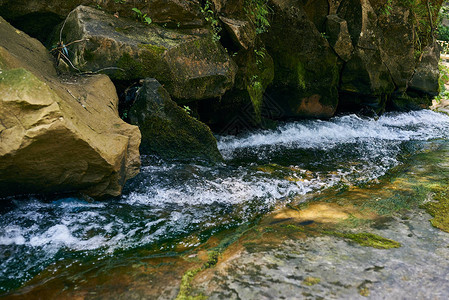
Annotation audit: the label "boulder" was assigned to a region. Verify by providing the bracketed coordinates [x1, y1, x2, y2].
[408, 42, 440, 96]
[0, 0, 203, 28]
[377, 5, 415, 91]
[0, 17, 141, 198]
[264, 0, 339, 118]
[326, 14, 353, 62]
[128, 78, 223, 162]
[336, 0, 394, 114]
[211, 0, 245, 16]
[219, 16, 256, 50]
[59, 5, 237, 101]
[302, 0, 330, 32]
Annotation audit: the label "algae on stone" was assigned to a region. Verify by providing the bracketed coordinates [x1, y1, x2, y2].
[328, 232, 401, 249]
[422, 189, 449, 233]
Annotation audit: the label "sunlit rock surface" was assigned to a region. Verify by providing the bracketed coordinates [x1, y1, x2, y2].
[0, 17, 140, 198]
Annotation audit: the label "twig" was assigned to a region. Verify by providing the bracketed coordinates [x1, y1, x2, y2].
[79, 67, 126, 75]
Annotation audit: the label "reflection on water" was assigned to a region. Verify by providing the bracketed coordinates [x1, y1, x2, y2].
[1, 110, 449, 294]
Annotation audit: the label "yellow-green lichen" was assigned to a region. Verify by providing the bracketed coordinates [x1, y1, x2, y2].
[296, 60, 307, 90]
[359, 287, 370, 297]
[176, 268, 206, 300]
[137, 43, 167, 56]
[328, 232, 401, 249]
[303, 276, 321, 286]
[421, 189, 449, 233]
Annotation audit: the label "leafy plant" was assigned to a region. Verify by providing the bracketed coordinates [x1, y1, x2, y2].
[183, 105, 192, 115]
[382, 0, 393, 16]
[245, 0, 271, 34]
[200, 1, 222, 42]
[132, 8, 152, 25]
[254, 47, 266, 65]
[435, 61, 449, 102]
[438, 5, 449, 41]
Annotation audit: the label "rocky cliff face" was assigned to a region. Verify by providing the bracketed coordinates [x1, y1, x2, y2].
[0, 0, 442, 122]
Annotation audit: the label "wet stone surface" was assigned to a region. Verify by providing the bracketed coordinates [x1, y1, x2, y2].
[200, 211, 449, 299]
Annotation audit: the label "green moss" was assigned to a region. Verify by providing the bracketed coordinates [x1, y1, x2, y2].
[285, 224, 305, 232]
[116, 53, 145, 80]
[115, 45, 169, 81]
[327, 232, 401, 249]
[247, 79, 264, 122]
[137, 43, 166, 56]
[0, 68, 41, 91]
[296, 60, 307, 90]
[176, 268, 206, 300]
[175, 224, 254, 299]
[303, 276, 321, 286]
[421, 189, 449, 232]
[175, 249, 220, 299]
[114, 26, 132, 33]
[286, 222, 401, 249]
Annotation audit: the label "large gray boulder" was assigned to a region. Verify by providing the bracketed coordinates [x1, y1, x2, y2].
[58, 5, 237, 101]
[128, 79, 223, 162]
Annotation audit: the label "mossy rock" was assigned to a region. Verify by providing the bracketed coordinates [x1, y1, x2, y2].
[59, 5, 236, 101]
[0, 0, 204, 30]
[421, 189, 449, 233]
[389, 92, 432, 111]
[264, 0, 339, 118]
[128, 78, 223, 162]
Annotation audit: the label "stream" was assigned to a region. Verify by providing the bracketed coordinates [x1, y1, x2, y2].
[2, 110, 449, 298]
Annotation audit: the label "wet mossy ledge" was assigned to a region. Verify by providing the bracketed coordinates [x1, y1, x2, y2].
[422, 188, 449, 233]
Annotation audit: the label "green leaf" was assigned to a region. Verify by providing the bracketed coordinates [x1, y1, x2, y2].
[132, 8, 141, 15]
[144, 16, 152, 24]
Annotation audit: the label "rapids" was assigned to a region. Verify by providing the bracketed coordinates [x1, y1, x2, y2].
[1, 110, 449, 295]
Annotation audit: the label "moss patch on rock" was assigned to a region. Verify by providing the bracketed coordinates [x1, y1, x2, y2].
[303, 276, 321, 286]
[326, 232, 401, 249]
[421, 189, 449, 233]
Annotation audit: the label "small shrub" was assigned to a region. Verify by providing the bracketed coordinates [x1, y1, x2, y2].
[132, 8, 152, 25]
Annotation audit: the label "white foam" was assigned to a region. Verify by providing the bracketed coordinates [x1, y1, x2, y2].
[217, 110, 449, 158]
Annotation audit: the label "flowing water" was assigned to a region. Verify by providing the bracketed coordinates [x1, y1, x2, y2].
[2, 110, 449, 297]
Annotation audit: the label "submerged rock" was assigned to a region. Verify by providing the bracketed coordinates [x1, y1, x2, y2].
[58, 5, 237, 101]
[128, 78, 223, 162]
[0, 17, 140, 198]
